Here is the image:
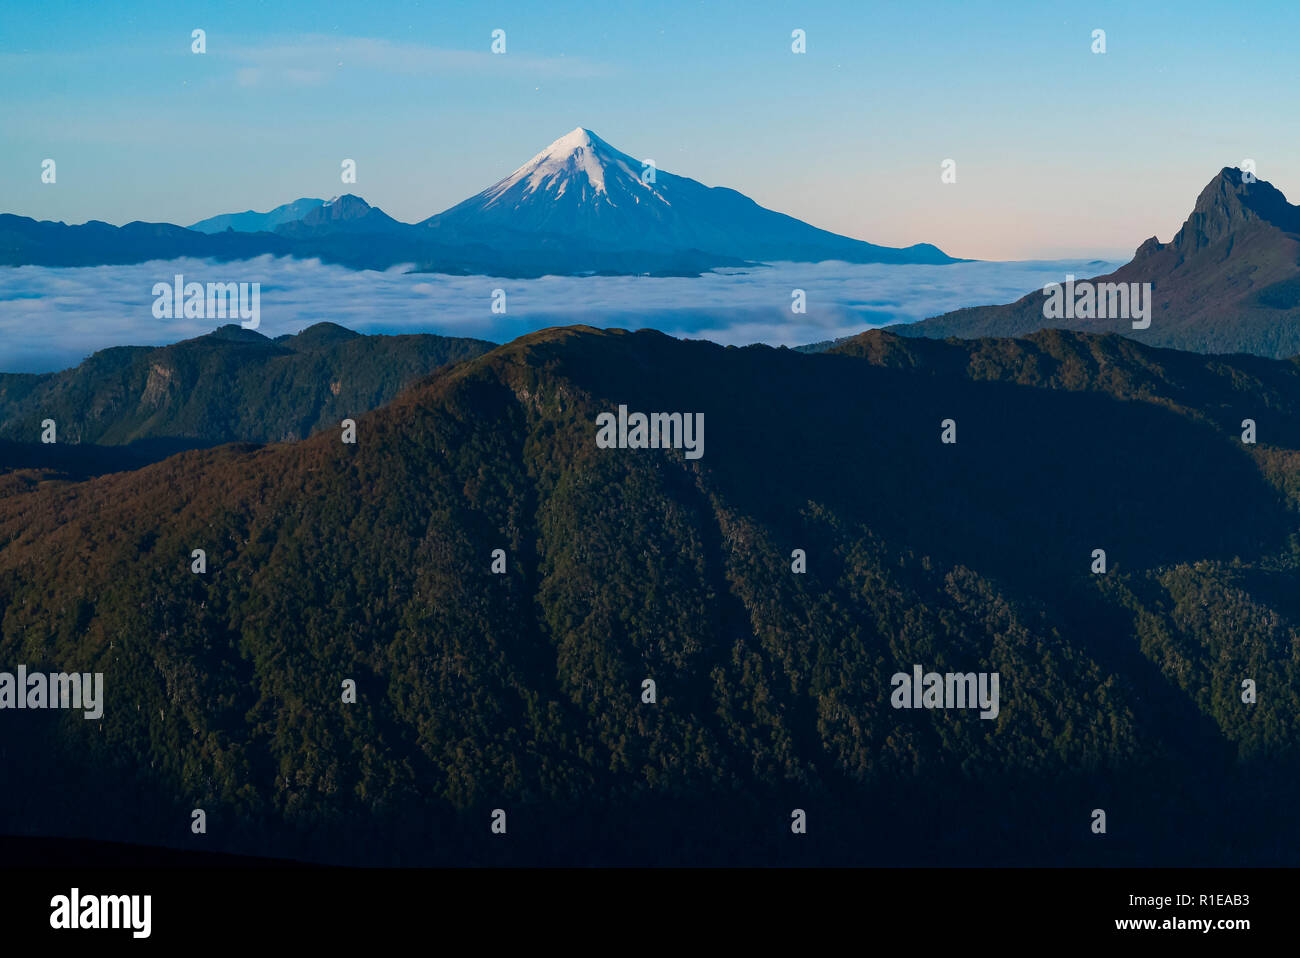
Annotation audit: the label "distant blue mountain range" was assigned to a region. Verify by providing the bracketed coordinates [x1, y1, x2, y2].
[1, 128, 962, 276]
[188, 197, 326, 234]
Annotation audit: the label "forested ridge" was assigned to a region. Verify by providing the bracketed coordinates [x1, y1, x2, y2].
[0, 322, 495, 456]
[0, 324, 1296, 865]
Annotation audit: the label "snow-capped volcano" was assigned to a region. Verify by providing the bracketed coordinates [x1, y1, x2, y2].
[423, 127, 956, 265]
[478, 127, 658, 209]
[55, 127, 954, 276]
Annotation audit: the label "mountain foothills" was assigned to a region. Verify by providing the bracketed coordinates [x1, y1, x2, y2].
[903, 168, 1300, 358]
[0, 323, 494, 476]
[0, 324, 1297, 865]
[0, 129, 956, 277]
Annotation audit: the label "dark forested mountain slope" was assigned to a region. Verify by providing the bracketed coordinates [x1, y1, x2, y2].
[0, 323, 495, 474]
[0, 326, 1296, 865]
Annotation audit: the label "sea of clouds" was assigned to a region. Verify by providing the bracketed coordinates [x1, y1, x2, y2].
[0, 256, 1123, 373]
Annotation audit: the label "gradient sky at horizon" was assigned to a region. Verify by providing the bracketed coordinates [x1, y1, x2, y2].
[2, 0, 1297, 260]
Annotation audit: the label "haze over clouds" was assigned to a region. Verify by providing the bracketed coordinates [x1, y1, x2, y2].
[0, 257, 1120, 374]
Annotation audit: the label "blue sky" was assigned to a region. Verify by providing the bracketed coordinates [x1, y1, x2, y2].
[2, 0, 1298, 259]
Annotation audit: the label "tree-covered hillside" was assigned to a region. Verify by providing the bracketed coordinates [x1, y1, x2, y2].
[0, 325, 1296, 865]
[0, 322, 495, 458]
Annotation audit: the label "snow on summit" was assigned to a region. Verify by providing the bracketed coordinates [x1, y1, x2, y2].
[480, 127, 666, 209]
[420, 127, 957, 266]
